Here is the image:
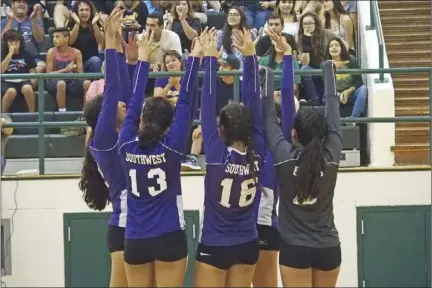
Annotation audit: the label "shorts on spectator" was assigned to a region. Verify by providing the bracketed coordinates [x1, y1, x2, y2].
[1, 80, 33, 95]
[46, 79, 85, 96]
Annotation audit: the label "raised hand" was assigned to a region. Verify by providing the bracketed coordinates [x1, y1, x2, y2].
[92, 12, 102, 26]
[268, 30, 292, 55]
[232, 29, 255, 57]
[200, 27, 218, 58]
[121, 32, 139, 63]
[106, 7, 124, 37]
[3, 5, 14, 19]
[71, 12, 80, 24]
[138, 30, 157, 62]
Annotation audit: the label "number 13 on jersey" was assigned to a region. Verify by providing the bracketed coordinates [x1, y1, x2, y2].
[219, 178, 258, 208]
[129, 168, 167, 197]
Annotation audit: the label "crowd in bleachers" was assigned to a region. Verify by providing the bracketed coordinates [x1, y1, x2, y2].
[1, 0, 366, 173]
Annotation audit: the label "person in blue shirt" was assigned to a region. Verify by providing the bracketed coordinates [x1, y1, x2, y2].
[117, 29, 201, 287]
[79, 7, 136, 288]
[193, 29, 265, 288]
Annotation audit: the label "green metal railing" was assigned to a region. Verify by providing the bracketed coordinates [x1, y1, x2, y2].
[367, 0, 386, 83]
[1, 67, 432, 174]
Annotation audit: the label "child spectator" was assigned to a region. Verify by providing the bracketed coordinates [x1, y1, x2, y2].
[1, 30, 36, 112]
[45, 27, 91, 111]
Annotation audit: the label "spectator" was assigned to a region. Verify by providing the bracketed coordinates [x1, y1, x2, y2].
[233, 0, 274, 30]
[118, 0, 149, 33]
[182, 55, 242, 171]
[216, 7, 256, 67]
[258, 32, 301, 97]
[1, 0, 45, 74]
[263, 0, 298, 38]
[145, 13, 182, 71]
[323, 0, 355, 51]
[154, 50, 184, 99]
[144, 0, 171, 14]
[189, 1, 207, 25]
[68, 0, 104, 73]
[85, 60, 105, 102]
[256, 13, 297, 60]
[166, 1, 200, 52]
[1, 30, 36, 112]
[325, 38, 367, 118]
[341, 0, 357, 31]
[45, 27, 91, 111]
[298, 12, 339, 104]
[1, 114, 13, 175]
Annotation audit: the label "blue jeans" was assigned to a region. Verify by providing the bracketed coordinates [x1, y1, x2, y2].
[301, 65, 324, 103]
[244, 9, 272, 30]
[84, 56, 103, 73]
[350, 85, 368, 117]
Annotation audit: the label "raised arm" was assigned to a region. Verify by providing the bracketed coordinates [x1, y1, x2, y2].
[92, 48, 120, 149]
[118, 30, 153, 146]
[262, 67, 293, 165]
[280, 54, 295, 142]
[166, 55, 200, 153]
[322, 60, 342, 163]
[116, 52, 133, 104]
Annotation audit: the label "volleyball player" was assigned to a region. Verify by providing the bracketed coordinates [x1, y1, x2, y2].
[79, 7, 132, 287]
[262, 34, 342, 287]
[117, 30, 201, 287]
[193, 29, 264, 288]
[252, 34, 298, 288]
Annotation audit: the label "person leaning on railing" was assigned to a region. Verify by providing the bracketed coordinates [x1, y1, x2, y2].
[1, 115, 14, 175]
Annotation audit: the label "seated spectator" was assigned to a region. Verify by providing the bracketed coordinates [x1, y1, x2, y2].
[1, 114, 13, 175]
[146, 13, 182, 71]
[1, 0, 45, 73]
[182, 55, 241, 171]
[298, 12, 340, 105]
[68, 0, 104, 73]
[1, 30, 36, 112]
[85, 60, 105, 102]
[166, 0, 200, 52]
[154, 50, 184, 100]
[325, 38, 367, 118]
[259, 31, 301, 97]
[323, 0, 355, 51]
[45, 27, 91, 111]
[263, 0, 298, 38]
[341, 0, 357, 31]
[144, 0, 171, 14]
[233, 0, 274, 29]
[256, 13, 297, 60]
[216, 7, 256, 67]
[189, 0, 208, 25]
[118, 0, 149, 33]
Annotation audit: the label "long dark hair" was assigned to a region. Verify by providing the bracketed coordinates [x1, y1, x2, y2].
[138, 97, 174, 148]
[276, 0, 297, 21]
[325, 37, 349, 61]
[219, 103, 258, 182]
[222, 7, 249, 54]
[79, 94, 110, 211]
[293, 109, 327, 203]
[1, 30, 25, 57]
[68, 0, 97, 29]
[324, 0, 348, 31]
[298, 12, 323, 57]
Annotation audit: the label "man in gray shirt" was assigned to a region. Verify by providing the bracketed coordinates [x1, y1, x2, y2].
[262, 61, 342, 287]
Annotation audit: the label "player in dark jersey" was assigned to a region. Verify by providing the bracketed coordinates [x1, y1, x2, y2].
[117, 30, 201, 287]
[79, 8, 135, 288]
[193, 29, 265, 288]
[252, 34, 297, 288]
[263, 34, 342, 287]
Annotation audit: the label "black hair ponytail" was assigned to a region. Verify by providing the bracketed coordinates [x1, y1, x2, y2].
[138, 122, 165, 148]
[295, 136, 325, 204]
[78, 130, 110, 211]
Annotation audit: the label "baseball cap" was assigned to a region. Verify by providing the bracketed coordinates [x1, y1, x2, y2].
[219, 55, 241, 70]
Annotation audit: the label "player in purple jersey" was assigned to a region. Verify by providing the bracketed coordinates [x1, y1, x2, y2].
[263, 33, 342, 287]
[193, 29, 265, 288]
[117, 30, 202, 287]
[252, 34, 298, 288]
[79, 8, 135, 288]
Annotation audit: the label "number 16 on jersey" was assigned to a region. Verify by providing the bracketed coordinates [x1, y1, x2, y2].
[219, 178, 258, 208]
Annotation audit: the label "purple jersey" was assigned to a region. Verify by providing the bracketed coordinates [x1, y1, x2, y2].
[118, 57, 200, 239]
[88, 49, 135, 227]
[199, 56, 265, 246]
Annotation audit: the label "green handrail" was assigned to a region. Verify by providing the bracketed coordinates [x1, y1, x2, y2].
[368, 0, 386, 83]
[1, 67, 431, 174]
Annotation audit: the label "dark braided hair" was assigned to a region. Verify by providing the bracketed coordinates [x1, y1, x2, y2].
[292, 109, 327, 204]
